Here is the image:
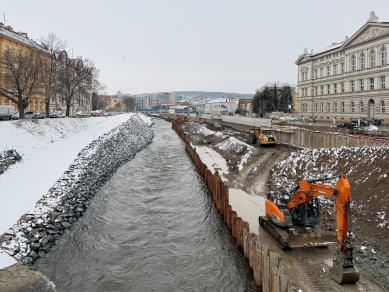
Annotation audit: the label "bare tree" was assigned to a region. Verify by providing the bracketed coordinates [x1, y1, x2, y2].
[38, 33, 67, 117]
[0, 49, 46, 119]
[122, 95, 136, 112]
[58, 57, 102, 117]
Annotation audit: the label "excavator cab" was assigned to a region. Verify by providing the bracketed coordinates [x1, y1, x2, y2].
[291, 198, 320, 226]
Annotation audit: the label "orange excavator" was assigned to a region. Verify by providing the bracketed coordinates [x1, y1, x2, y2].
[258, 175, 359, 284]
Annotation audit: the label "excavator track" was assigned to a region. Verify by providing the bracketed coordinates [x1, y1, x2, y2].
[258, 216, 337, 249]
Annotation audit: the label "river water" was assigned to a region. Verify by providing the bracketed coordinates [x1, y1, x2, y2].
[36, 118, 255, 292]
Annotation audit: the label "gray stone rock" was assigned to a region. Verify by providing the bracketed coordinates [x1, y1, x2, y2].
[60, 222, 71, 229]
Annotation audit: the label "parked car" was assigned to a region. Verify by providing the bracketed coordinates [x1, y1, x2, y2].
[25, 111, 35, 119]
[76, 111, 91, 117]
[337, 122, 357, 129]
[11, 111, 34, 119]
[269, 115, 279, 120]
[301, 116, 316, 123]
[11, 112, 19, 120]
[350, 117, 368, 126]
[365, 118, 381, 126]
[284, 116, 297, 122]
[0, 105, 15, 120]
[49, 112, 59, 118]
[92, 110, 104, 117]
[33, 111, 46, 119]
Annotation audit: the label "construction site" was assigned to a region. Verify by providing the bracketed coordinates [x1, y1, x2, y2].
[170, 114, 389, 292]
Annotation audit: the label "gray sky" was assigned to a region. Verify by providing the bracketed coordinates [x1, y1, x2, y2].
[1, 0, 389, 95]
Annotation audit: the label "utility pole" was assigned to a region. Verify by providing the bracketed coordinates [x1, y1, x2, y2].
[2, 13, 6, 25]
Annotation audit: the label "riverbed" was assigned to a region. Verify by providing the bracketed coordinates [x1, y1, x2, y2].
[35, 118, 255, 292]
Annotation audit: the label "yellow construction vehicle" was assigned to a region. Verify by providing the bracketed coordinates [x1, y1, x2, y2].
[246, 127, 277, 145]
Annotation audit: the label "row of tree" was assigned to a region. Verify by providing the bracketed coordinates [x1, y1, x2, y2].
[0, 33, 104, 119]
[252, 82, 295, 116]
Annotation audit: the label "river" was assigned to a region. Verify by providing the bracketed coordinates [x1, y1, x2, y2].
[35, 118, 255, 292]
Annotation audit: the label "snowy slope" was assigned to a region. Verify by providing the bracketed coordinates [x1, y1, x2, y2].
[0, 113, 151, 268]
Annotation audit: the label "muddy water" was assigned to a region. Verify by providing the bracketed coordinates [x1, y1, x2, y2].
[35, 119, 255, 292]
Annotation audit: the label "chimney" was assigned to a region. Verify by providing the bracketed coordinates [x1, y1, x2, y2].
[5, 26, 13, 31]
[21, 32, 28, 38]
[0, 22, 4, 27]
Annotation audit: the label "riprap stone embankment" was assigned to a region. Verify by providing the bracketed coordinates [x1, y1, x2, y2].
[0, 115, 153, 270]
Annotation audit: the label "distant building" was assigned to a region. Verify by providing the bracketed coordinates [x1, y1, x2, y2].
[205, 98, 238, 115]
[169, 91, 176, 105]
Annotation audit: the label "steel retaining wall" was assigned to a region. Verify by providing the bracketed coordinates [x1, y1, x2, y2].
[172, 119, 293, 292]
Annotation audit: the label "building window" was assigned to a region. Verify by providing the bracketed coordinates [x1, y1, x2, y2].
[341, 82, 345, 93]
[327, 66, 330, 76]
[334, 83, 337, 93]
[5, 45, 9, 52]
[360, 79, 364, 91]
[341, 63, 344, 73]
[382, 48, 387, 66]
[334, 102, 338, 112]
[370, 78, 375, 90]
[315, 103, 318, 112]
[315, 86, 318, 95]
[382, 76, 386, 89]
[351, 81, 355, 92]
[381, 100, 385, 113]
[360, 101, 364, 113]
[320, 68, 323, 77]
[371, 50, 376, 68]
[327, 85, 330, 94]
[321, 85, 324, 95]
[327, 102, 331, 112]
[321, 103, 324, 112]
[315, 69, 318, 79]
[342, 101, 345, 113]
[352, 56, 356, 71]
[11, 48, 15, 57]
[351, 101, 355, 112]
[333, 64, 337, 75]
[361, 54, 365, 70]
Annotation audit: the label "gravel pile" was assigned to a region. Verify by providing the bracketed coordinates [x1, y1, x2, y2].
[0, 115, 153, 268]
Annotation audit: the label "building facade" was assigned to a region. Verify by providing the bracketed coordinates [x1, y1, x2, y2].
[296, 11, 389, 123]
[0, 23, 49, 111]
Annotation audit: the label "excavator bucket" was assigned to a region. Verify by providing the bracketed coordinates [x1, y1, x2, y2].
[288, 232, 337, 248]
[330, 262, 360, 284]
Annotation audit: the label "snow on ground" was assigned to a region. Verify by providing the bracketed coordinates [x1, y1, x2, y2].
[0, 116, 112, 164]
[215, 137, 254, 171]
[136, 113, 153, 127]
[0, 113, 146, 269]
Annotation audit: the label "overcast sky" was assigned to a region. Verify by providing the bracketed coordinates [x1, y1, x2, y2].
[1, 1, 389, 95]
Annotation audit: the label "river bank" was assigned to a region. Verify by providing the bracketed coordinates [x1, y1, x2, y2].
[0, 114, 153, 276]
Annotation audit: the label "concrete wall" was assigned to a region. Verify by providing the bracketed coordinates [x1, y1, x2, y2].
[187, 113, 389, 148]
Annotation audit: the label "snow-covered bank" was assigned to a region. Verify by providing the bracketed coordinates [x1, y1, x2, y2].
[0, 116, 114, 164]
[0, 114, 153, 269]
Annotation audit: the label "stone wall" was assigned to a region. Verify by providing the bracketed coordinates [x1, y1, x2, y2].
[0, 115, 154, 268]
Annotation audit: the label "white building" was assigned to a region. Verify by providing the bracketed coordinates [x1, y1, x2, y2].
[204, 98, 238, 115]
[296, 11, 389, 123]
